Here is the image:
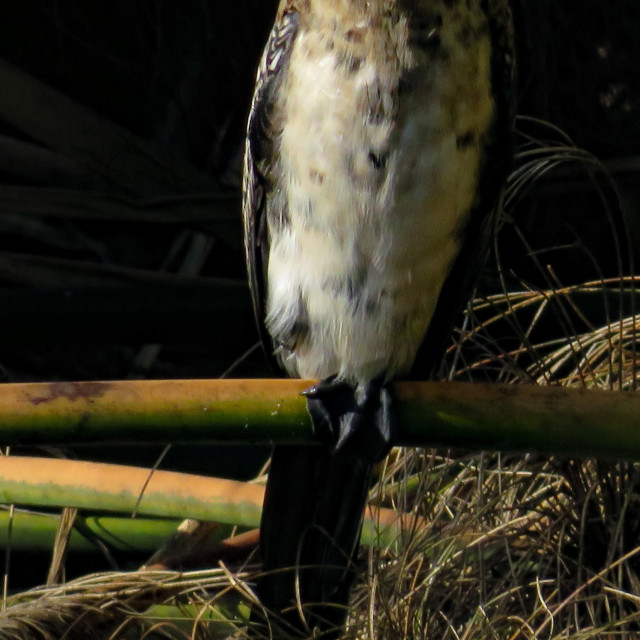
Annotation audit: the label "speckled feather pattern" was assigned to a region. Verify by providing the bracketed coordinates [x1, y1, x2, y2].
[244, 0, 514, 383]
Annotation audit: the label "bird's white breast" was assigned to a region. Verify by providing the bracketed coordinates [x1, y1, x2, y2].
[266, 0, 494, 383]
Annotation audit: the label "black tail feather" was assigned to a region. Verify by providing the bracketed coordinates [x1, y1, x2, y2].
[251, 382, 393, 638]
[254, 444, 372, 638]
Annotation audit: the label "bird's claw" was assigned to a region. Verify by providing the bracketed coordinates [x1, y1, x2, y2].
[301, 375, 350, 398]
[303, 378, 395, 462]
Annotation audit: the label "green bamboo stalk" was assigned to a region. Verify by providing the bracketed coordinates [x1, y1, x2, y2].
[0, 457, 263, 528]
[0, 510, 186, 552]
[143, 602, 249, 628]
[0, 457, 407, 549]
[0, 379, 638, 459]
[0, 379, 311, 445]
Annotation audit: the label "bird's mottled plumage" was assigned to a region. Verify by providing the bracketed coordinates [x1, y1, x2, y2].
[243, 0, 514, 635]
[245, 0, 514, 383]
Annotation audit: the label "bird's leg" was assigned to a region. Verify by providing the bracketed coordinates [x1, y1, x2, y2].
[303, 377, 395, 462]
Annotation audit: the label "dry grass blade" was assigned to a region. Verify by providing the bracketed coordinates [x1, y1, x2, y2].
[46, 507, 78, 586]
[453, 277, 640, 388]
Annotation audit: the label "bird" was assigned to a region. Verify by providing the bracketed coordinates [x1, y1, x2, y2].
[242, 0, 515, 637]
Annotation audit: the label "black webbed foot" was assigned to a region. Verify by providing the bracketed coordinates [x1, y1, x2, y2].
[303, 377, 395, 462]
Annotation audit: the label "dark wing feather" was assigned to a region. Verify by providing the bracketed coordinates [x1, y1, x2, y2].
[412, 0, 516, 379]
[242, 9, 300, 366]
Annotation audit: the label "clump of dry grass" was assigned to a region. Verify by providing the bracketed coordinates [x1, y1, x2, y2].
[0, 568, 255, 640]
[353, 326, 640, 638]
[357, 449, 640, 638]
